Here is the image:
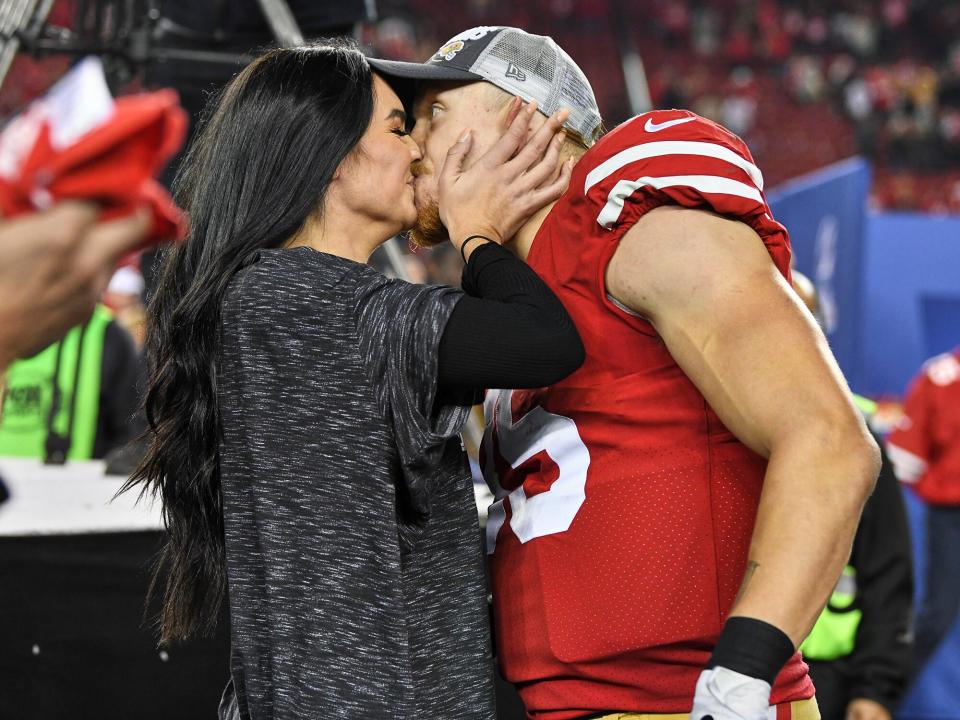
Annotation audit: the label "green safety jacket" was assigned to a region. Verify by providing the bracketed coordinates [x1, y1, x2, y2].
[0, 306, 111, 461]
[801, 564, 863, 661]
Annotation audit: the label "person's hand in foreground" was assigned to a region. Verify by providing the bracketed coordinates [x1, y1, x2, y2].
[0, 202, 149, 371]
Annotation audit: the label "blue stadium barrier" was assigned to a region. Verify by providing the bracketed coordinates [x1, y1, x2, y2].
[861, 211, 960, 397]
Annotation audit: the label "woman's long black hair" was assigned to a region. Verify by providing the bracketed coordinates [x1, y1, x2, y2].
[124, 43, 376, 645]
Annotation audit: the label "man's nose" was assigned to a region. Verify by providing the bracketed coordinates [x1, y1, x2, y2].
[405, 134, 422, 161]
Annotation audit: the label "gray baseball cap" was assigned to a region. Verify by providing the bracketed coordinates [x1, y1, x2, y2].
[368, 26, 602, 142]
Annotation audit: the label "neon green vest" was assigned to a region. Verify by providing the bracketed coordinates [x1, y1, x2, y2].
[0, 306, 111, 461]
[800, 565, 863, 662]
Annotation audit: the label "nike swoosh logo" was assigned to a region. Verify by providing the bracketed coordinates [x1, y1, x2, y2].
[644, 116, 696, 132]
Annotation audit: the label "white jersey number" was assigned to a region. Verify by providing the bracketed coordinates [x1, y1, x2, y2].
[482, 389, 590, 554]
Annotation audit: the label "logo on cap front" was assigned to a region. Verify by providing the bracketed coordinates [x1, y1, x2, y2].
[429, 26, 502, 63]
[505, 63, 527, 81]
[431, 40, 465, 63]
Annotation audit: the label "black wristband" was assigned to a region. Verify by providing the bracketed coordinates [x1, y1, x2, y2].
[707, 617, 795, 686]
[460, 234, 494, 263]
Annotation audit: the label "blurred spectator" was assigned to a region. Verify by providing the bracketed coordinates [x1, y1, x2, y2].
[690, 4, 721, 57]
[0, 304, 144, 462]
[832, 9, 878, 59]
[103, 266, 148, 350]
[372, 17, 419, 61]
[721, 66, 758, 136]
[723, 18, 753, 63]
[650, 66, 687, 110]
[887, 348, 960, 679]
[659, 1, 690, 48]
[103, 266, 145, 314]
[788, 55, 827, 103]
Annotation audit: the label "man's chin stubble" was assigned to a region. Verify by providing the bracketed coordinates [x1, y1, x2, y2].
[408, 199, 448, 248]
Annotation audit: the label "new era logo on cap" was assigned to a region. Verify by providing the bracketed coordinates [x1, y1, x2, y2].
[505, 63, 527, 82]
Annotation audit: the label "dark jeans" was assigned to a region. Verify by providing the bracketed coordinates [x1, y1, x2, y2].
[913, 504, 960, 674]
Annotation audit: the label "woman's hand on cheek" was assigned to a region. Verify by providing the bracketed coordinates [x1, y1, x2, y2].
[437, 100, 572, 253]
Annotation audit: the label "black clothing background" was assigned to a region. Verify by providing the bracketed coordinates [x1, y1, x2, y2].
[92, 320, 145, 459]
[807, 439, 914, 718]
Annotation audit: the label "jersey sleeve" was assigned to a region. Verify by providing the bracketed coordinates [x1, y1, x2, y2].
[579, 110, 792, 278]
[353, 276, 473, 488]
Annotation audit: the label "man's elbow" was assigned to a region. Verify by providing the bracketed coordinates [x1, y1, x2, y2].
[774, 407, 881, 505]
[852, 428, 882, 498]
[821, 416, 881, 501]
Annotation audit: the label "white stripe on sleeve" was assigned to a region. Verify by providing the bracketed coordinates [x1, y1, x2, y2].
[596, 174, 764, 229]
[584, 140, 766, 195]
[886, 442, 928, 484]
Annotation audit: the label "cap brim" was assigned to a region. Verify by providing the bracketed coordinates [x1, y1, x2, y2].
[367, 57, 481, 83]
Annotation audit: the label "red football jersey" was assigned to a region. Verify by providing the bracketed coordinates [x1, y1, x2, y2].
[887, 348, 960, 506]
[480, 110, 813, 718]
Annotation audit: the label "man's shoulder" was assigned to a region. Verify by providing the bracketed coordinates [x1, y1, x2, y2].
[581, 109, 755, 177]
[568, 110, 766, 231]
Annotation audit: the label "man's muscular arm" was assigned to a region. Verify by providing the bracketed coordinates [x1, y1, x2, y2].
[606, 204, 879, 648]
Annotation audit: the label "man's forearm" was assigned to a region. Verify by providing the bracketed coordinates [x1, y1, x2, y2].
[729, 425, 880, 647]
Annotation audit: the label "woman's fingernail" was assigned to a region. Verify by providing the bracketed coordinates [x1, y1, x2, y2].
[458, 128, 471, 142]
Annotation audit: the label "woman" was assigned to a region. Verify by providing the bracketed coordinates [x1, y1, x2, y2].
[127, 43, 582, 719]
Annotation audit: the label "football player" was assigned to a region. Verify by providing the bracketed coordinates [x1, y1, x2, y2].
[370, 27, 879, 720]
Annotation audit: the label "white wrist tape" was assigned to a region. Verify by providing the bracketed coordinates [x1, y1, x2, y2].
[691, 666, 773, 720]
